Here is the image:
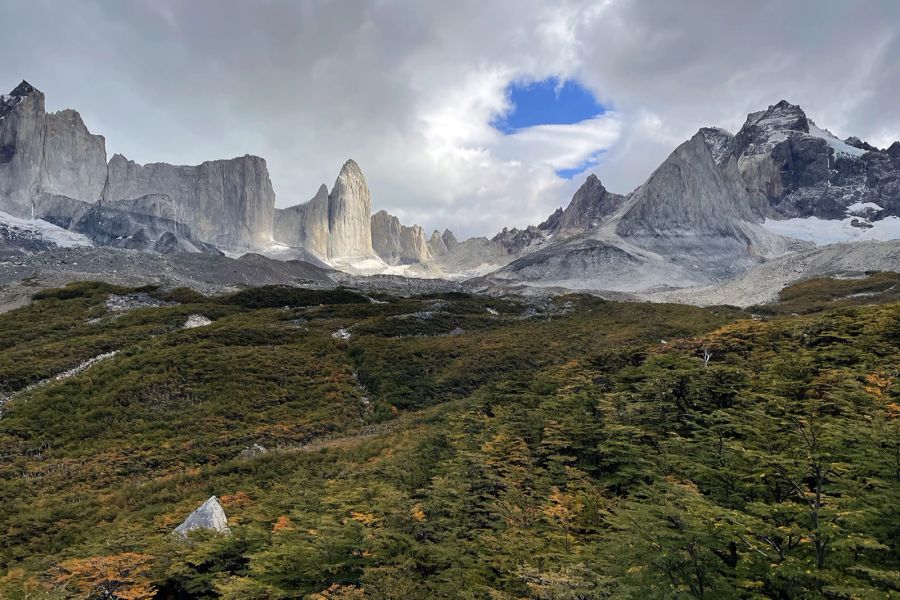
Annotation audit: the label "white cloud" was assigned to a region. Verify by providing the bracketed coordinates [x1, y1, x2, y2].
[1, 0, 899, 238]
[495, 115, 622, 172]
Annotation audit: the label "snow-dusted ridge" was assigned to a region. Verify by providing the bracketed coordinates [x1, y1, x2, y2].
[807, 121, 867, 158]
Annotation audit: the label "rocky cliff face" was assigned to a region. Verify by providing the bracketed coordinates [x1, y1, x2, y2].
[0, 81, 276, 252]
[371, 210, 429, 264]
[327, 160, 374, 258]
[491, 128, 802, 290]
[33, 193, 221, 254]
[547, 174, 625, 232]
[615, 131, 794, 278]
[41, 109, 107, 203]
[728, 100, 900, 220]
[427, 229, 448, 256]
[0, 82, 108, 216]
[104, 153, 276, 249]
[273, 160, 376, 261]
[1, 82, 46, 217]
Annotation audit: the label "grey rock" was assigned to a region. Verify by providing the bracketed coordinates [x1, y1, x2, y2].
[698, 127, 734, 166]
[183, 314, 212, 328]
[729, 99, 899, 220]
[174, 496, 230, 537]
[615, 131, 792, 278]
[105, 292, 175, 313]
[104, 153, 276, 250]
[40, 109, 107, 202]
[441, 229, 459, 249]
[0, 81, 48, 216]
[273, 183, 330, 256]
[639, 239, 900, 307]
[546, 174, 625, 232]
[34, 193, 221, 254]
[844, 136, 879, 152]
[371, 209, 430, 264]
[427, 229, 448, 256]
[0, 82, 106, 217]
[328, 159, 374, 258]
[273, 160, 376, 261]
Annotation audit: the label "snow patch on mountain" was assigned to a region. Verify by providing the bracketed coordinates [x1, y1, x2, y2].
[807, 122, 868, 158]
[0, 210, 93, 248]
[327, 256, 415, 277]
[846, 202, 883, 215]
[762, 216, 900, 244]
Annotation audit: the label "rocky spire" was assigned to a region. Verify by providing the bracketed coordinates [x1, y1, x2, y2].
[427, 229, 448, 256]
[327, 159, 374, 258]
[553, 174, 625, 232]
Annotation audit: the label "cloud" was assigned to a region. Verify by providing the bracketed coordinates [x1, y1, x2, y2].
[1, 0, 898, 238]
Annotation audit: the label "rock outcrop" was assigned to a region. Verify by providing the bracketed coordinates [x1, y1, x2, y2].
[427, 229, 448, 256]
[33, 193, 221, 254]
[727, 100, 899, 220]
[174, 496, 230, 537]
[273, 160, 376, 261]
[1, 81, 48, 216]
[273, 183, 330, 256]
[490, 128, 802, 291]
[0, 81, 276, 253]
[103, 153, 276, 250]
[0, 82, 107, 216]
[327, 160, 374, 258]
[371, 209, 430, 264]
[40, 109, 107, 203]
[546, 175, 625, 233]
[615, 131, 795, 279]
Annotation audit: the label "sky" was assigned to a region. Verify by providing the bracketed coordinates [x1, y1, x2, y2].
[2, 0, 899, 238]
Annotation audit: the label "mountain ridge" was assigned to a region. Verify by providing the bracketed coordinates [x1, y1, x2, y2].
[1, 80, 898, 299]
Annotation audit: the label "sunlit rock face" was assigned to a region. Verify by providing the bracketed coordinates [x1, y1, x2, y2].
[371, 209, 430, 264]
[1, 81, 275, 252]
[327, 159, 374, 259]
[273, 159, 377, 261]
[103, 153, 276, 250]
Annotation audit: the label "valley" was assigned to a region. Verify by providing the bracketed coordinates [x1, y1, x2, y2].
[0, 276, 897, 598]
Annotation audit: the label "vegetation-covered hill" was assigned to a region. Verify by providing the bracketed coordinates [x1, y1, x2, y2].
[0, 276, 897, 599]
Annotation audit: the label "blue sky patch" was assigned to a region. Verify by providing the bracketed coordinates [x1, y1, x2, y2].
[492, 78, 606, 134]
[555, 150, 607, 179]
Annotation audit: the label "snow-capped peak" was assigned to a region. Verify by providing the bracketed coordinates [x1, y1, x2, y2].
[744, 100, 809, 134]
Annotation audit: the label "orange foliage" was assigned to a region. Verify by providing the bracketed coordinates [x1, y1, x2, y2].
[272, 515, 293, 533]
[410, 503, 426, 522]
[55, 552, 155, 599]
[220, 490, 254, 509]
[865, 371, 894, 400]
[348, 511, 380, 525]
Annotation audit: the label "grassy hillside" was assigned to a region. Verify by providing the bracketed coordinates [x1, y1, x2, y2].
[0, 277, 897, 599]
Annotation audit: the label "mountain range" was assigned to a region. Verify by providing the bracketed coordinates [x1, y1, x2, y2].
[1, 80, 898, 299]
